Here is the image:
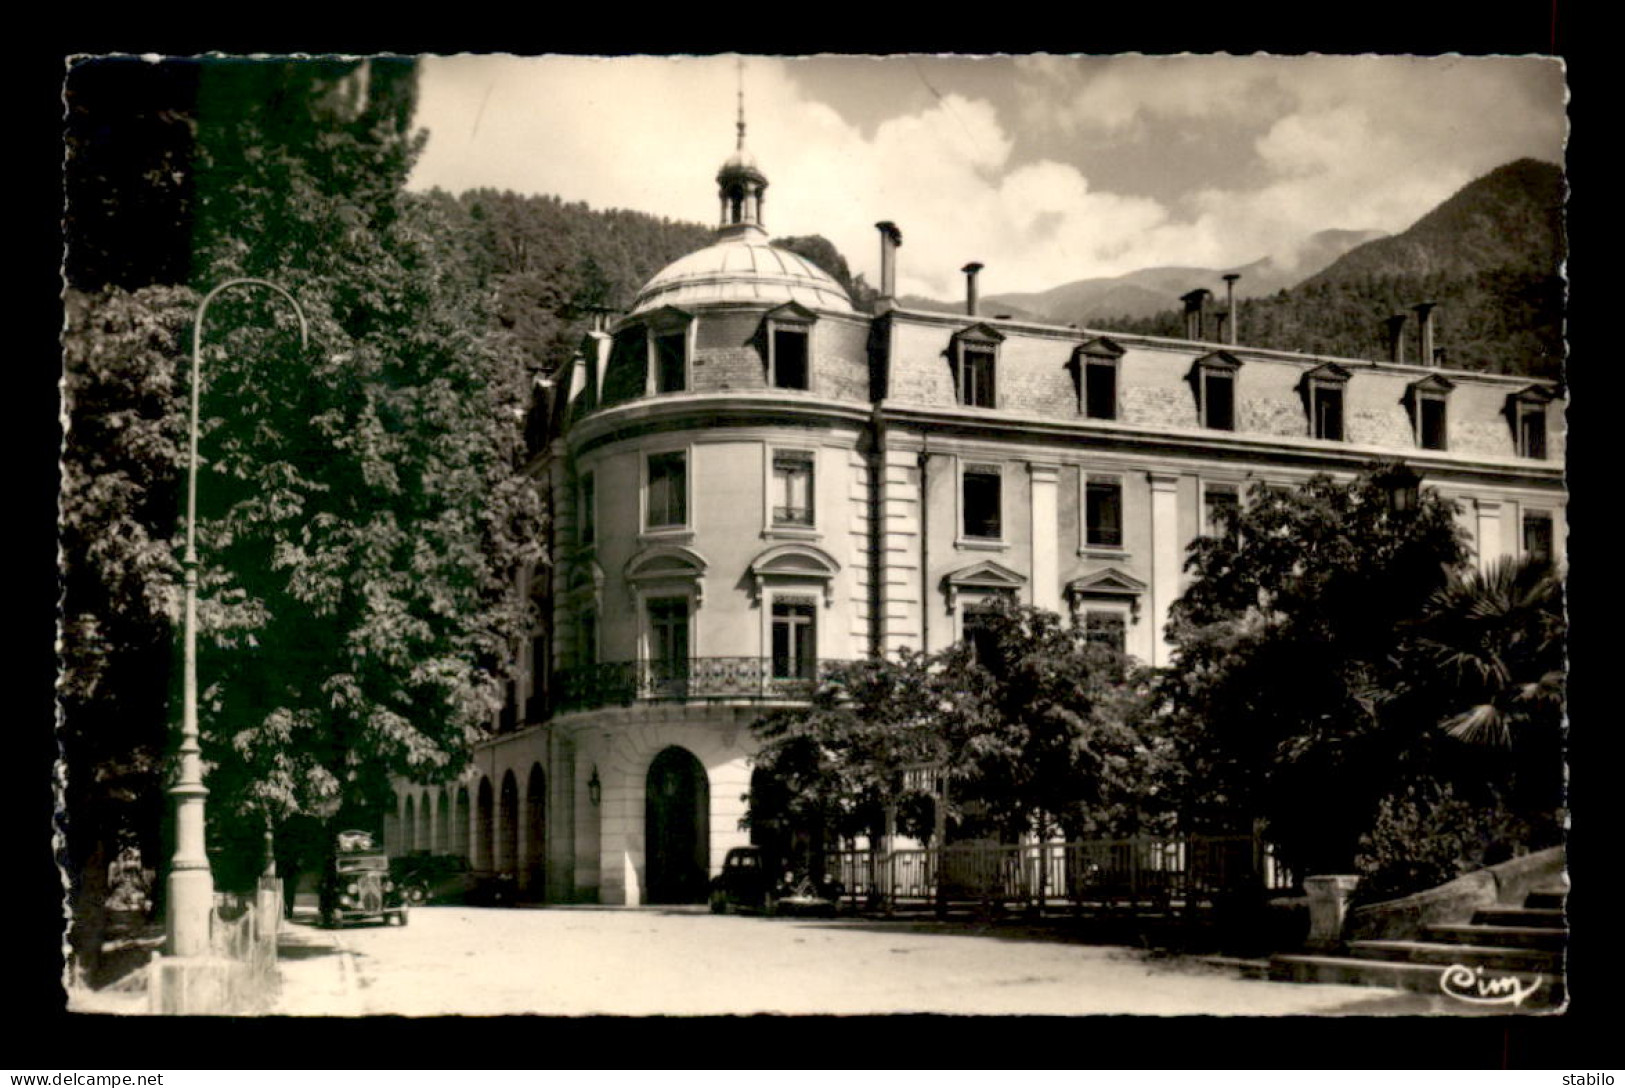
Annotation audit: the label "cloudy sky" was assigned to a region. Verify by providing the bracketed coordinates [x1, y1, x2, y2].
[408, 54, 1566, 300]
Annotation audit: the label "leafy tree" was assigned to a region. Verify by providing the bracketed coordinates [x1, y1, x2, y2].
[1159, 463, 1470, 878]
[175, 59, 544, 885]
[58, 285, 195, 978]
[749, 599, 1156, 863]
[58, 58, 544, 957]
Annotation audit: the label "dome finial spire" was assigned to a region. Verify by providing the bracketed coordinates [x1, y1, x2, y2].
[715, 56, 768, 240]
[736, 55, 746, 151]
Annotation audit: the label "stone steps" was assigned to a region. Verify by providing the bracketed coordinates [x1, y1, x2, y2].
[1270, 954, 1562, 1009]
[1426, 923, 1567, 950]
[1347, 938, 1561, 974]
[1267, 879, 1566, 1012]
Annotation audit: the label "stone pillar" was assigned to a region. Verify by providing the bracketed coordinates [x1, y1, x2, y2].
[1148, 472, 1182, 667]
[1474, 498, 1504, 573]
[1303, 874, 1361, 951]
[1028, 463, 1061, 614]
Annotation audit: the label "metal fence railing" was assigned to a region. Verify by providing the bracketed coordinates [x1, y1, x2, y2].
[829, 835, 1295, 914]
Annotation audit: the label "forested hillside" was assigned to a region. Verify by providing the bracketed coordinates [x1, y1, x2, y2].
[1101, 160, 1566, 379]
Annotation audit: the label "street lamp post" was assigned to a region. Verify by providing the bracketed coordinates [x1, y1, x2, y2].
[168, 279, 308, 958]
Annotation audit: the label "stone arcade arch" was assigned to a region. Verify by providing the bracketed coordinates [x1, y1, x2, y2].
[526, 763, 546, 897]
[644, 746, 711, 904]
[476, 778, 494, 871]
[499, 770, 520, 873]
[454, 786, 470, 860]
[417, 790, 433, 853]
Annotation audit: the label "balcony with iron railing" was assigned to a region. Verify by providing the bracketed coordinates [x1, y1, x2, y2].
[550, 657, 843, 713]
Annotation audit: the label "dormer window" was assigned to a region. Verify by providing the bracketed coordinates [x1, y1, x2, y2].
[1407, 374, 1454, 451]
[642, 306, 693, 395]
[950, 324, 1004, 409]
[764, 302, 816, 391]
[1073, 338, 1124, 421]
[1508, 386, 1554, 460]
[1192, 351, 1242, 431]
[1302, 362, 1351, 442]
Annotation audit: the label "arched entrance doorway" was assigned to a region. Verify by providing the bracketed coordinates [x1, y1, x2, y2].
[644, 747, 710, 904]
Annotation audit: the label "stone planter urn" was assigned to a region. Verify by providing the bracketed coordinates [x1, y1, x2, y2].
[1303, 874, 1361, 951]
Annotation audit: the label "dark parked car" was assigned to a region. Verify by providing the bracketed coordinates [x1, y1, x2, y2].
[708, 846, 841, 917]
[390, 853, 480, 905]
[319, 830, 408, 928]
[467, 870, 518, 907]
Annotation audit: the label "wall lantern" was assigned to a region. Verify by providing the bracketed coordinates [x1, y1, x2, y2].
[1382, 462, 1423, 514]
[588, 766, 602, 807]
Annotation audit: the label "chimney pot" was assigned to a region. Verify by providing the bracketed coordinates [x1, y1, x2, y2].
[875, 221, 902, 300]
[1181, 288, 1212, 341]
[1413, 300, 1438, 368]
[1222, 273, 1241, 345]
[962, 262, 984, 317]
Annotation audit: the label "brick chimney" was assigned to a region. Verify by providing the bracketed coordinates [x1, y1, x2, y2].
[1222, 273, 1241, 345]
[1181, 289, 1212, 341]
[1413, 300, 1439, 366]
[876, 221, 902, 301]
[1384, 313, 1409, 364]
[962, 262, 984, 317]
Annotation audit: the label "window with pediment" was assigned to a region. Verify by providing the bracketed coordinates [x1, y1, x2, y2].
[764, 302, 815, 391]
[1301, 362, 1350, 442]
[950, 324, 1003, 409]
[1191, 351, 1242, 431]
[1407, 374, 1454, 451]
[1508, 385, 1554, 460]
[642, 306, 693, 395]
[1072, 337, 1124, 421]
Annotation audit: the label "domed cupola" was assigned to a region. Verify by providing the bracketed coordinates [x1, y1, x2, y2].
[628, 66, 854, 317]
[716, 79, 768, 242]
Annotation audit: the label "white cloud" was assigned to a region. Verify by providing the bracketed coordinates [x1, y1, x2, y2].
[411, 55, 1566, 302]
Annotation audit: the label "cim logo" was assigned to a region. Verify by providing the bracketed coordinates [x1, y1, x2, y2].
[1438, 963, 1543, 1007]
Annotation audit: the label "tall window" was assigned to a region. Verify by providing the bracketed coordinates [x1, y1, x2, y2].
[578, 471, 596, 545]
[1311, 384, 1344, 441]
[1085, 476, 1124, 548]
[772, 451, 815, 527]
[647, 598, 690, 692]
[1194, 353, 1242, 431]
[958, 346, 996, 408]
[646, 451, 687, 529]
[1084, 358, 1118, 420]
[962, 464, 1002, 540]
[1410, 377, 1454, 451]
[1083, 610, 1127, 655]
[1203, 484, 1240, 539]
[653, 331, 686, 393]
[1516, 401, 1548, 460]
[1419, 396, 1447, 450]
[1523, 511, 1554, 565]
[772, 327, 809, 390]
[770, 599, 817, 680]
[1203, 369, 1235, 430]
[962, 606, 1000, 666]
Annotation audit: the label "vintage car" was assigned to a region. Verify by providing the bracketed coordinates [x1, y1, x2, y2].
[707, 845, 842, 917]
[319, 830, 408, 928]
[390, 852, 480, 905]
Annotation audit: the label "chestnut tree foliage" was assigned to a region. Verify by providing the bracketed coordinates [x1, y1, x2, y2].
[60, 59, 542, 910]
[1157, 464, 1480, 879]
[749, 598, 1164, 853]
